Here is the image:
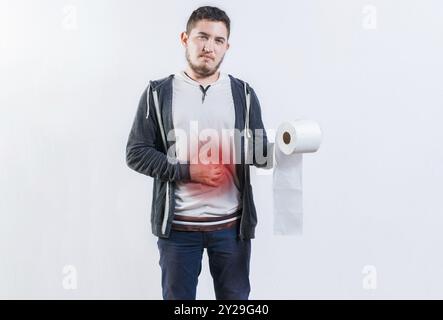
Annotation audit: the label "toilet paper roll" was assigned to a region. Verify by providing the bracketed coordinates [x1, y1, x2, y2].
[276, 120, 322, 155]
[273, 120, 322, 235]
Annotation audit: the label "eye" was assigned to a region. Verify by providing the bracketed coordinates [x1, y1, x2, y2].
[216, 39, 224, 44]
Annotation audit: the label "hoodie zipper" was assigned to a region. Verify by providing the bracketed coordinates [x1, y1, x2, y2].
[151, 86, 170, 236]
[240, 82, 251, 240]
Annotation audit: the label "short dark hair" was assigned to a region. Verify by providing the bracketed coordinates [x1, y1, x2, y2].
[186, 6, 231, 39]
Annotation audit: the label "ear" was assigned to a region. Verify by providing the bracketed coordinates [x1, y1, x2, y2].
[226, 42, 230, 50]
[180, 31, 188, 47]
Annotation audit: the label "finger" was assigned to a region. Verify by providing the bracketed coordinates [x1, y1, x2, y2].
[205, 180, 218, 187]
[213, 170, 223, 176]
[212, 173, 225, 184]
[211, 172, 223, 179]
[214, 167, 223, 175]
[211, 174, 223, 182]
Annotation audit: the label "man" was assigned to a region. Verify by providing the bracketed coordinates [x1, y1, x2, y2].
[126, 6, 273, 300]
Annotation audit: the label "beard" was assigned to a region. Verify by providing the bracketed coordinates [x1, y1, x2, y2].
[185, 48, 225, 78]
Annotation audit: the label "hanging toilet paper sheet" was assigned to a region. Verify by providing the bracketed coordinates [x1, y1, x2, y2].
[273, 120, 322, 235]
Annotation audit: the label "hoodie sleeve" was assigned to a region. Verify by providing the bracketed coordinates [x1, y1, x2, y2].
[248, 86, 275, 169]
[125, 86, 191, 181]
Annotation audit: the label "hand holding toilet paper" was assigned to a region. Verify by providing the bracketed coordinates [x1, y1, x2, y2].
[273, 120, 322, 235]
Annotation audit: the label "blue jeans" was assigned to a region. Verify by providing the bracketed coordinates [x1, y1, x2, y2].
[157, 223, 251, 300]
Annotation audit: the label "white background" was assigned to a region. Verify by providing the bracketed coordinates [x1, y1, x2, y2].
[1, 0, 443, 299]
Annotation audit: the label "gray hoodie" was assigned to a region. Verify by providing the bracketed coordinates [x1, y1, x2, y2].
[126, 74, 274, 240]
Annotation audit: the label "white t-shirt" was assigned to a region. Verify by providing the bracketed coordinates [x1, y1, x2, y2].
[171, 70, 242, 228]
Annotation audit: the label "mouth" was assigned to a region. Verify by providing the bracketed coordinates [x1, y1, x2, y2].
[200, 56, 214, 61]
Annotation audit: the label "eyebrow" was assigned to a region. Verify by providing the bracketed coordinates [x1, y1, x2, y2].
[197, 32, 226, 42]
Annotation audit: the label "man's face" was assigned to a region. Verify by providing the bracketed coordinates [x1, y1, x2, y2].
[181, 19, 230, 77]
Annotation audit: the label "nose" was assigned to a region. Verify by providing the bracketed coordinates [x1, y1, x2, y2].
[203, 39, 215, 53]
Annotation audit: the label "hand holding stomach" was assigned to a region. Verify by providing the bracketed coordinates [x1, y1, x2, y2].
[189, 163, 226, 187]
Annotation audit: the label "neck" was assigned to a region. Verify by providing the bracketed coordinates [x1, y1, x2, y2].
[184, 68, 220, 87]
